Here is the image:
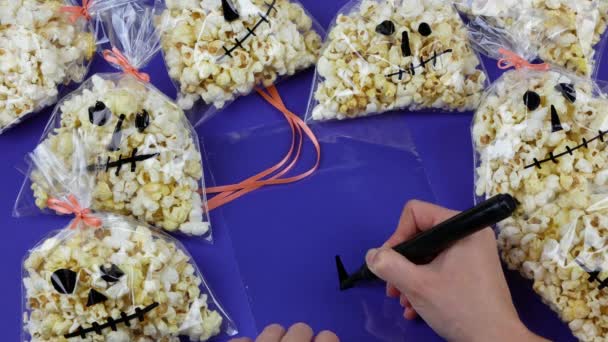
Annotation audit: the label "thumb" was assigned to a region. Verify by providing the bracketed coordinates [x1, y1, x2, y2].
[366, 247, 426, 296]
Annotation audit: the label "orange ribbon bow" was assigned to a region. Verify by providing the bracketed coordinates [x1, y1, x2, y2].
[47, 195, 102, 230]
[204, 85, 321, 211]
[60, 0, 92, 23]
[497, 48, 550, 71]
[103, 47, 151, 83]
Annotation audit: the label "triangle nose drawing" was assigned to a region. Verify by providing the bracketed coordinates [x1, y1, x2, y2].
[86, 289, 108, 307]
[551, 105, 564, 133]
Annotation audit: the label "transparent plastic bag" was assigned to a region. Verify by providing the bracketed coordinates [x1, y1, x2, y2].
[205, 116, 437, 341]
[0, 0, 134, 134]
[305, 0, 488, 122]
[457, 0, 608, 78]
[472, 68, 608, 340]
[14, 4, 213, 239]
[21, 213, 236, 341]
[154, 0, 324, 125]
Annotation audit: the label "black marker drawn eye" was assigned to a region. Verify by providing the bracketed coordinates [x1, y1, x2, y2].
[376, 20, 396, 36]
[100, 264, 124, 283]
[523, 91, 541, 111]
[88, 101, 111, 126]
[418, 22, 432, 37]
[557, 83, 576, 103]
[51, 269, 78, 295]
[222, 0, 239, 21]
[135, 110, 150, 133]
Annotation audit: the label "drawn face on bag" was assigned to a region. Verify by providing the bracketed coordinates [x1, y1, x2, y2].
[473, 70, 608, 337]
[157, 0, 321, 109]
[310, 0, 486, 120]
[30, 75, 209, 236]
[22, 223, 223, 341]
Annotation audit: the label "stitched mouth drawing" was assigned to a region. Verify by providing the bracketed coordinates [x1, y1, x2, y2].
[219, 0, 278, 60]
[524, 130, 607, 169]
[64, 302, 160, 339]
[87, 148, 160, 175]
[386, 49, 453, 80]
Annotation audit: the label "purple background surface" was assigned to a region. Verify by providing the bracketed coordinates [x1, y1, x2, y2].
[2, 1, 607, 341]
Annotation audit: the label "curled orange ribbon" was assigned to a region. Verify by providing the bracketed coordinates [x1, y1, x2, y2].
[497, 48, 550, 71]
[204, 85, 321, 211]
[47, 195, 102, 230]
[60, 0, 92, 23]
[103, 47, 151, 83]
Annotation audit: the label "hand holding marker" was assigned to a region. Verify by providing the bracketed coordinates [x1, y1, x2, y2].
[336, 194, 519, 290]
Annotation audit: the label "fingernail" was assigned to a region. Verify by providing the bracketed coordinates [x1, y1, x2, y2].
[366, 248, 379, 266]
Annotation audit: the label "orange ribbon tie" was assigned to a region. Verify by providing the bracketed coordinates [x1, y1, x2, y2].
[47, 195, 102, 229]
[204, 85, 321, 211]
[497, 48, 549, 71]
[60, 0, 92, 23]
[103, 47, 151, 83]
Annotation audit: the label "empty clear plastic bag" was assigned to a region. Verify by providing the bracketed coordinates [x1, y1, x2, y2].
[0, 0, 135, 134]
[457, 0, 608, 78]
[202, 115, 436, 341]
[154, 0, 324, 125]
[22, 213, 236, 341]
[473, 68, 608, 340]
[14, 4, 213, 239]
[305, 0, 488, 122]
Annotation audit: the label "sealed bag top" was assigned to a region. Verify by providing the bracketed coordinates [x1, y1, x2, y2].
[17, 4, 212, 238]
[22, 214, 235, 341]
[473, 68, 608, 340]
[155, 0, 323, 112]
[460, 0, 608, 77]
[307, 0, 488, 121]
[0, 0, 97, 132]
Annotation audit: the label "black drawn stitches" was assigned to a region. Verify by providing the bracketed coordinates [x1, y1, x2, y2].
[576, 259, 608, 290]
[385, 49, 453, 80]
[87, 148, 160, 175]
[524, 130, 608, 169]
[64, 302, 159, 339]
[220, 0, 277, 60]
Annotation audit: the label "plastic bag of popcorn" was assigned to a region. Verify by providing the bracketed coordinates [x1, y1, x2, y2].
[0, 0, 136, 134]
[305, 0, 488, 122]
[14, 4, 213, 239]
[457, 0, 608, 78]
[22, 211, 236, 341]
[154, 0, 324, 124]
[472, 61, 608, 339]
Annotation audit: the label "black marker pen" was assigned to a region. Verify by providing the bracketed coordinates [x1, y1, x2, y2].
[336, 194, 518, 290]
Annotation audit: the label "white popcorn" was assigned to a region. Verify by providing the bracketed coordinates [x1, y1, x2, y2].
[157, 0, 322, 111]
[107, 330, 131, 342]
[106, 278, 130, 299]
[26, 74, 211, 236]
[308, 0, 487, 121]
[461, 0, 608, 77]
[0, 0, 95, 132]
[474, 69, 608, 339]
[22, 217, 228, 341]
